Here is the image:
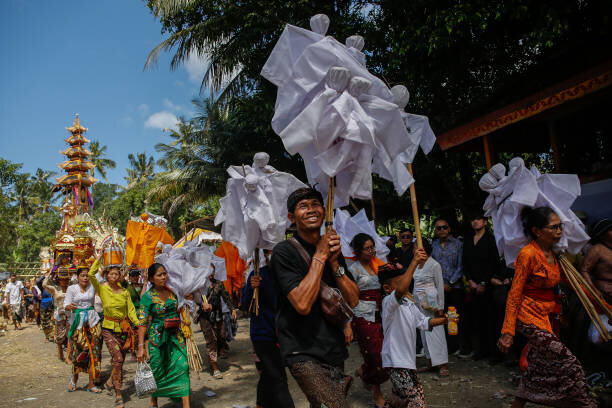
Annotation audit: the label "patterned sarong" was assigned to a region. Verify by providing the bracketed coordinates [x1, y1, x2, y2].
[102, 328, 129, 391]
[383, 368, 426, 408]
[289, 360, 352, 408]
[516, 321, 597, 407]
[70, 322, 102, 378]
[40, 307, 54, 341]
[55, 318, 68, 345]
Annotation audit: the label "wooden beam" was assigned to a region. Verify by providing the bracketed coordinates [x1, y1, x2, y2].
[437, 60, 612, 150]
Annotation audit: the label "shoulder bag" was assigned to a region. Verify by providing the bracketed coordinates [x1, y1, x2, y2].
[288, 237, 353, 329]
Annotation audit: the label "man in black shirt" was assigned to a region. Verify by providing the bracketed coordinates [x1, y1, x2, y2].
[463, 212, 503, 362]
[389, 228, 415, 269]
[271, 187, 359, 408]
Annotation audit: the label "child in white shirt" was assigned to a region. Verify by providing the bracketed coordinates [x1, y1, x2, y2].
[380, 248, 449, 407]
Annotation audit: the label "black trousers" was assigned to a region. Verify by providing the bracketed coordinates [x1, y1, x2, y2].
[444, 287, 471, 354]
[253, 340, 295, 408]
[469, 289, 498, 356]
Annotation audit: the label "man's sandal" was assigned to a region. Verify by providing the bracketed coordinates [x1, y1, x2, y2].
[87, 386, 102, 393]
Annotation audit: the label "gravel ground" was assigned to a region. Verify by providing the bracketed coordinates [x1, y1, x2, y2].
[0, 318, 547, 408]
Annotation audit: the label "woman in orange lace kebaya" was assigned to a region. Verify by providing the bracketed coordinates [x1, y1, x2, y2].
[498, 207, 596, 408]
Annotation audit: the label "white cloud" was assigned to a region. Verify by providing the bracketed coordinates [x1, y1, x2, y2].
[137, 104, 150, 116]
[163, 98, 182, 112]
[184, 51, 210, 84]
[145, 111, 179, 131]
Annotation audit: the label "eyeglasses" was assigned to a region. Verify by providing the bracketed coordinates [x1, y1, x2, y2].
[435, 225, 449, 231]
[362, 246, 376, 253]
[543, 223, 564, 231]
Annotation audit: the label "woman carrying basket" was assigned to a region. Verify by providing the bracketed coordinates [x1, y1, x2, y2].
[64, 265, 103, 394]
[137, 262, 190, 408]
[89, 254, 139, 408]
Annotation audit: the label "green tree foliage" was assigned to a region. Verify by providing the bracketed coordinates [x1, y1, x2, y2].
[144, 0, 610, 237]
[125, 152, 155, 189]
[0, 158, 61, 263]
[89, 140, 117, 181]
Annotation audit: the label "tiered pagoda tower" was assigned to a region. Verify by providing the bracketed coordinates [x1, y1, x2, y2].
[54, 115, 97, 232]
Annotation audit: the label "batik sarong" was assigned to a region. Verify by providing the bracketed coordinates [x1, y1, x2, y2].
[516, 321, 597, 407]
[383, 368, 426, 408]
[102, 328, 129, 391]
[40, 307, 54, 341]
[289, 360, 352, 408]
[199, 316, 228, 363]
[55, 318, 68, 345]
[69, 322, 102, 378]
[10, 304, 23, 322]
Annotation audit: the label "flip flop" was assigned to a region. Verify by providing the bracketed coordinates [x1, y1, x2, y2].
[66, 377, 77, 392]
[87, 386, 103, 393]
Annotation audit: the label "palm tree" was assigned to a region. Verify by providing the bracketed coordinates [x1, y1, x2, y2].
[144, 1, 249, 105]
[30, 168, 57, 213]
[9, 173, 39, 222]
[89, 140, 116, 181]
[148, 105, 225, 216]
[125, 152, 155, 189]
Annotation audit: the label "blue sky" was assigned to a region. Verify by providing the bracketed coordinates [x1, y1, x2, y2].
[0, 0, 208, 186]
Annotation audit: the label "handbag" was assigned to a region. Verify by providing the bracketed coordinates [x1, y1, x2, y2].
[288, 238, 354, 329]
[163, 317, 181, 330]
[134, 361, 157, 397]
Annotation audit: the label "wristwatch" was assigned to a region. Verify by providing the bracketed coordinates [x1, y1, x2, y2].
[334, 265, 346, 279]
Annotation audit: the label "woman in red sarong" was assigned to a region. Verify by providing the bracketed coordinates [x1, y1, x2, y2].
[498, 207, 596, 408]
[348, 233, 389, 408]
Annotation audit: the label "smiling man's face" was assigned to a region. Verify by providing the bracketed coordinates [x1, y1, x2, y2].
[288, 198, 324, 232]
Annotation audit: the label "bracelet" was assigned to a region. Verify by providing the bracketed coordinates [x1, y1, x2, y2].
[312, 257, 325, 266]
[138, 344, 145, 347]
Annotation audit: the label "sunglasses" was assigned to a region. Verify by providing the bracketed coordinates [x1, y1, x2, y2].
[543, 223, 564, 231]
[435, 225, 449, 231]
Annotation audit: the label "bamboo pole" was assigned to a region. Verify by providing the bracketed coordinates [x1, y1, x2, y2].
[325, 177, 335, 233]
[406, 163, 423, 249]
[559, 255, 611, 341]
[249, 249, 260, 316]
[560, 255, 612, 321]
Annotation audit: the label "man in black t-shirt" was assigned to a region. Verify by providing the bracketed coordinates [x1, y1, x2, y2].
[271, 187, 359, 408]
[388, 228, 415, 269]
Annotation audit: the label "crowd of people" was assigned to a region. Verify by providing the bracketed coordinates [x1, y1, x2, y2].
[1, 187, 610, 408]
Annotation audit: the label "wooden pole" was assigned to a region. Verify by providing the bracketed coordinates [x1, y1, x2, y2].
[406, 163, 423, 249]
[370, 197, 376, 228]
[325, 177, 335, 233]
[249, 249, 260, 316]
[483, 134, 493, 170]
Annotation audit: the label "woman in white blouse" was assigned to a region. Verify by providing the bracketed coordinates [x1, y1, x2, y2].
[63, 266, 103, 393]
[412, 241, 449, 376]
[349, 233, 389, 408]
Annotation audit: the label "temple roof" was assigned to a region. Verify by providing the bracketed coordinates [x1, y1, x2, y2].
[65, 134, 90, 145]
[66, 115, 88, 134]
[61, 146, 92, 157]
[55, 173, 97, 186]
[59, 160, 95, 171]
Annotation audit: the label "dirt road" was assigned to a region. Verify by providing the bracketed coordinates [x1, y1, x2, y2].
[0, 319, 538, 408]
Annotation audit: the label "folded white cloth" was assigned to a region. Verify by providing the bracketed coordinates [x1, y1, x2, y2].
[479, 157, 589, 266]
